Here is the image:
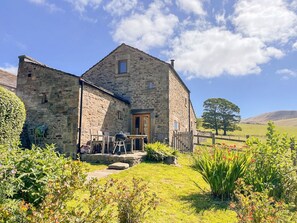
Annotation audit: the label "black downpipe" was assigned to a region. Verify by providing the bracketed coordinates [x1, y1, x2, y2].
[77, 79, 84, 154]
[188, 94, 191, 132]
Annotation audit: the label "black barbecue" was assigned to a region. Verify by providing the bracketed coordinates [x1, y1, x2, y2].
[115, 132, 127, 141]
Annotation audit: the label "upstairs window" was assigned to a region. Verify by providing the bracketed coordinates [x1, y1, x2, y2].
[118, 60, 127, 74]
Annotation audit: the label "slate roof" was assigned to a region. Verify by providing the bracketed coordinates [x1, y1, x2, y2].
[0, 69, 17, 90]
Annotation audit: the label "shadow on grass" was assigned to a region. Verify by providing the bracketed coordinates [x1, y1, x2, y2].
[180, 192, 230, 213]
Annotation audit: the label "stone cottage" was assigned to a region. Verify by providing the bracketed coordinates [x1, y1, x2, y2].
[17, 44, 196, 157]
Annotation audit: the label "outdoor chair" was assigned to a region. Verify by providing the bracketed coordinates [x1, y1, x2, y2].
[90, 130, 105, 154]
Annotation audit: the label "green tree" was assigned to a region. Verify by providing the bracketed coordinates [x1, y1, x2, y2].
[0, 87, 26, 145]
[202, 98, 241, 135]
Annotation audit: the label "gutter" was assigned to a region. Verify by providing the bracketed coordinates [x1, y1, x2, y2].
[77, 79, 84, 153]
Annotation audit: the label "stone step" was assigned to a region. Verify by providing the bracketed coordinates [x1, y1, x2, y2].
[108, 162, 130, 170]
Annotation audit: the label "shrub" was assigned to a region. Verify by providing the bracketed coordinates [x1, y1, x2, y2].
[0, 87, 26, 145]
[231, 179, 296, 223]
[0, 144, 158, 222]
[193, 146, 251, 200]
[116, 178, 159, 223]
[0, 144, 73, 207]
[145, 142, 178, 162]
[244, 122, 297, 203]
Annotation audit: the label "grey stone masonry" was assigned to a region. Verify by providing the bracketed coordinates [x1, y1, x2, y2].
[80, 82, 130, 145]
[83, 44, 182, 143]
[17, 56, 80, 157]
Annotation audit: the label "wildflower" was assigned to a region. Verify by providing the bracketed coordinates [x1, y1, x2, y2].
[230, 202, 236, 209]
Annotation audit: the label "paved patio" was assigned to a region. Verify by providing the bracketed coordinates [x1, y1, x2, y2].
[80, 151, 147, 167]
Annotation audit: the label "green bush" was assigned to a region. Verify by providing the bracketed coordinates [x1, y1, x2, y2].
[0, 87, 26, 145]
[145, 142, 178, 162]
[0, 144, 71, 207]
[231, 179, 296, 223]
[193, 146, 251, 200]
[0, 144, 158, 222]
[244, 122, 297, 203]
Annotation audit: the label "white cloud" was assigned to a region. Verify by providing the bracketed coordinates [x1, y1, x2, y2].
[112, 0, 179, 51]
[65, 0, 102, 13]
[168, 28, 284, 78]
[215, 11, 226, 26]
[293, 41, 297, 50]
[176, 0, 206, 16]
[0, 64, 18, 75]
[28, 0, 61, 12]
[232, 0, 297, 43]
[276, 68, 296, 80]
[104, 0, 137, 16]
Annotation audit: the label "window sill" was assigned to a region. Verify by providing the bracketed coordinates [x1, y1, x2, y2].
[115, 73, 130, 78]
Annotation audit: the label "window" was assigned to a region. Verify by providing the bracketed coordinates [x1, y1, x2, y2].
[185, 97, 187, 107]
[117, 110, 123, 120]
[147, 81, 155, 89]
[41, 93, 48, 104]
[118, 60, 127, 74]
[173, 120, 179, 130]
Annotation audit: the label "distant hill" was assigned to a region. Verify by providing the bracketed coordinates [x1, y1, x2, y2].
[0, 69, 17, 92]
[242, 111, 297, 126]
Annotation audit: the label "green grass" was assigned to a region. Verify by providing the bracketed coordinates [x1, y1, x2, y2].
[81, 161, 107, 172]
[98, 154, 237, 223]
[198, 123, 297, 147]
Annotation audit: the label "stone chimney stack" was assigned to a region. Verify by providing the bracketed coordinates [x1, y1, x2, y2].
[170, 59, 175, 67]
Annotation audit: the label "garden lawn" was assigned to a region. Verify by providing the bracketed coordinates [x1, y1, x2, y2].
[81, 161, 107, 172]
[97, 154, 237, 223]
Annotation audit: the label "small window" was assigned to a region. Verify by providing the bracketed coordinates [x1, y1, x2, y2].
[41, 93, 48, 104]
[174, 120, 179, 130]
[118, 60, 127, 74]
[117, 110, 123, 120]
[148, 82, 155, 89]
[185, 98, 187, 107]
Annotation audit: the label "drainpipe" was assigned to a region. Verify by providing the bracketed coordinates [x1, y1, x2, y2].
[77, 79, 84, 153]
[188, 94, 191, 132]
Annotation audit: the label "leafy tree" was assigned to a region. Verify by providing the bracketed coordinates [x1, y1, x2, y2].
[0, 86, 26, 145]
[202, 98, 241, 135]
[196, 118, 203, 129]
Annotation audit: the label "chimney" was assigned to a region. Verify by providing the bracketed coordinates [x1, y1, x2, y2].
[170, 59, 175, 67]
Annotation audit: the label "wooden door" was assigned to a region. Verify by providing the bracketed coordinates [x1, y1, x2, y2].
[132, 113, 150, 142]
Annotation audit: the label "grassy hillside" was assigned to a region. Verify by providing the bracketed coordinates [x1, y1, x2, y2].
[198, 123, 297, 146]
[242, 110, 297, 125]
[274, 118, 297, 127]
[200, 123, 297, 138]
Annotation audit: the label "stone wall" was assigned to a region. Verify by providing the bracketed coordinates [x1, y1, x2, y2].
[190, 101, 197, 135]
[16, 56, 80, 157]
[80, 83, 130, 145]
[168, 69, 190, 144]
[83, 44, 170, 142]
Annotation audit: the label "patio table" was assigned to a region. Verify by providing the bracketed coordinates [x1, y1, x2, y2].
[127, 135, 147, 153]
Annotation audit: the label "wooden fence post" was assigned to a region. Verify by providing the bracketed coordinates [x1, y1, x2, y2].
[212, 133, 215, 145]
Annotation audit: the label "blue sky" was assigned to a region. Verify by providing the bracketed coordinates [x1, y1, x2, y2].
[1, 0, 297, 118]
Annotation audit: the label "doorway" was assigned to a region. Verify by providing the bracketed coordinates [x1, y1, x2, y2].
[132, 113, 151, 142]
